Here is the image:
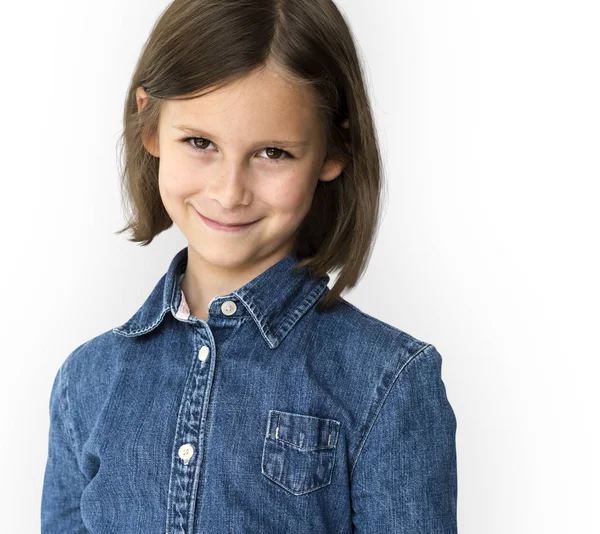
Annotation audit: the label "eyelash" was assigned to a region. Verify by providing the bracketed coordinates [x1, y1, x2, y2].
[180, 137, 294, 163]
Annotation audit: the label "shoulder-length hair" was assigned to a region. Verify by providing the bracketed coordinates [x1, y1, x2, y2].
[116, 0, 385, 311]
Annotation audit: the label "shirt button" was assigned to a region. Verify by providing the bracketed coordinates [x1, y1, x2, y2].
[198, 345, 210, 362]
[178, 443, 194, 465]
[221, 300, 237, 316]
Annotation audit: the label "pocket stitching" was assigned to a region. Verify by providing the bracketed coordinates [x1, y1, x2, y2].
[267, 409, 341, 449]
[261, 410, 341, 496]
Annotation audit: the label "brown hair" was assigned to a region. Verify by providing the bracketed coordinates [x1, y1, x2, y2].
[115, 0, 385, 311]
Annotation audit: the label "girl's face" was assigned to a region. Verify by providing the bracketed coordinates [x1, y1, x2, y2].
[136, 66, 345, 271]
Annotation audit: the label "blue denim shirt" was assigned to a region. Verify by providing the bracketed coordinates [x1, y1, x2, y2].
[41, 246, 457, 533]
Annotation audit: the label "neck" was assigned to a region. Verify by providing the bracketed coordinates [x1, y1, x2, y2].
[180, 245, 295, 320]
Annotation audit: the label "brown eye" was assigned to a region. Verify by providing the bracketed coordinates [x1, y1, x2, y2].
[192, 138, 210, 149]
[265, 147, 284, 159]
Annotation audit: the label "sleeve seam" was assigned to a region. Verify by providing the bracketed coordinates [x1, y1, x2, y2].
[57, 363, 84, 471]
[349, 342, 435, 480]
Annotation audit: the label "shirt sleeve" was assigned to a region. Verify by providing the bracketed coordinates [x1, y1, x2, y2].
[41, 363, 89, 533]
[350, 344, 458, 533]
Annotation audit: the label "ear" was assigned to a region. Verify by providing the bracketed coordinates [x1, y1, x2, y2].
[318, 117, 350, 182]
[135, 85, 160, 158]
[318, 156, 347, 183]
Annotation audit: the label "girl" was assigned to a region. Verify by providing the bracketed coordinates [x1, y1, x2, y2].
[41, 0, 457, 532]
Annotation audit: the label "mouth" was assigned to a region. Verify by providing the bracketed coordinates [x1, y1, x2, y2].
[195, 210, 261, 232]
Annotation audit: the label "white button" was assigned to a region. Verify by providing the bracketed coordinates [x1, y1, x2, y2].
[221, 300, 237, 316]
[198, 345, 210, 362]
[178, 443, 194, 464]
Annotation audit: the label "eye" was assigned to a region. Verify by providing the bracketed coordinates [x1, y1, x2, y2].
[181, 137, 293, 163]
[188, 137, 212, 151]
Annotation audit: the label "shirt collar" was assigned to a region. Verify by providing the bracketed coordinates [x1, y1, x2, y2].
[112, 246, 330, 349]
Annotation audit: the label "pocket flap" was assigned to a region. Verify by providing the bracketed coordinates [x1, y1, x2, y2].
[267, 410, 340, 450]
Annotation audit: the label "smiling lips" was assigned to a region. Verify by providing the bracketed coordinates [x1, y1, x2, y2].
[196, 210, 259, 232]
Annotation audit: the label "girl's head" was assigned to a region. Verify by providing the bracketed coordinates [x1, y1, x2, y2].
[117, 0, 383, 309]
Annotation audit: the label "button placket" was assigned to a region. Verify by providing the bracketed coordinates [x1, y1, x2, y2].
[166, 327, 216, 532]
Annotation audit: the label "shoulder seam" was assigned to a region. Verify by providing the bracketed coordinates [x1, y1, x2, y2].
[336, 298, 426, 341]
[349, 342, 435, 479]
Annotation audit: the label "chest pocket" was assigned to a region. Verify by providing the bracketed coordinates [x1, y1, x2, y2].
[261, 409, 341, 496]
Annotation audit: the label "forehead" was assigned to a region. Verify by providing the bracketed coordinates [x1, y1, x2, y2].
[161, 68, 321, 137]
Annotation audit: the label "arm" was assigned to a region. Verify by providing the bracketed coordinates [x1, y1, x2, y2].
[350, 344, 458, 533]
[41, 364, 89, 533]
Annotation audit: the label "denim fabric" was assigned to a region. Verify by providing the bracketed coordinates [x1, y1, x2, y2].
[41, 246, 458, 533]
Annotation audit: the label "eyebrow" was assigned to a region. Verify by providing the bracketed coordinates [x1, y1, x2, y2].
[173, 124, 309, 149]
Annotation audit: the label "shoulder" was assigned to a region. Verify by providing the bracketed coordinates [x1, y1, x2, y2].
[59, 327, 124, 382]
[51, 328, 126, 434]
[312, 296, 451, 466]
[316, 296, 435, 370]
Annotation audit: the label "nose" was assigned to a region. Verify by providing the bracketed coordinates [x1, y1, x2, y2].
[207, 158, 252, 209]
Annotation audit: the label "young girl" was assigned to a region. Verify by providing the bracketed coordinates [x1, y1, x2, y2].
[41, 0, 457, 532]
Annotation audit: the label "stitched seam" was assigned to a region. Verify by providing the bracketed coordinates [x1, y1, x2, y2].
[267, 435, 335, 451]
[112, 304, 170, 336]
[58, 364, 84, 473]
[272, 409, 340, 424]
[349, 343, 433, 479]
[336, 298, 424, 341]
[262, 409, 338, 496]
[234, 278, 328, 348]
[275, 279, 329, 338]
[233, 291, 275, 346]
[267, 409, 340, 450]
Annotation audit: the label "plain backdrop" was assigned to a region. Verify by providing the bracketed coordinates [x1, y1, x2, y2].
[1, 0, 598, 532]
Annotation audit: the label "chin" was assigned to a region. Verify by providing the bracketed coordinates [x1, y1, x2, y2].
[188, 241, 259, 264]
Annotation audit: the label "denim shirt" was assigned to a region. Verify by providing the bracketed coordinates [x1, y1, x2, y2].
[41, 246, 458, 533]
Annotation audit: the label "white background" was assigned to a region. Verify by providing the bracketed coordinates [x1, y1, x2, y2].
[1, 1, 598, 532]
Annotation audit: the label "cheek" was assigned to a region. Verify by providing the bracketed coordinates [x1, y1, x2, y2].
[260, 172, 315, 213]
[157, 166, 202, 225]
[158, 159, 202, 200]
